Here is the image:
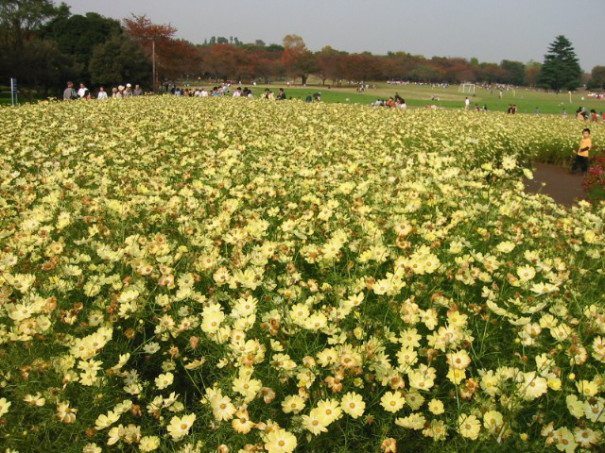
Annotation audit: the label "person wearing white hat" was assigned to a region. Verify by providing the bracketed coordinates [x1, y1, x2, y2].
[123, 83, 133, 97]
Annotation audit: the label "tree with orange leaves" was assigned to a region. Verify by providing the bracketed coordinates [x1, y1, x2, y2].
[281, 35, 316, 85]
[123, 14, 198, 87]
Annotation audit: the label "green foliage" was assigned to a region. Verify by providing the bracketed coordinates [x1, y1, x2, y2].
[88, 35, 152, 87]
[586, 66, 605, 91]
[41, 12, 123, 81]
[408, 65, 443, 83]
[500, 60, 525, 86]
[584, 151, 605, 202]
[18, 39, 80, 93]
[0, 38, 79, 94]
[0, 0, 68, 50]
[0, 0, 74, 91]
[537, 35, 582, 91]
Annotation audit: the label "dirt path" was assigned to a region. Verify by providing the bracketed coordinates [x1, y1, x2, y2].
[524, 162, 585, 207]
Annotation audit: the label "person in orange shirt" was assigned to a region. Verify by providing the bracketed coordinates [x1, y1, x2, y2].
[570, 128, 592, 174]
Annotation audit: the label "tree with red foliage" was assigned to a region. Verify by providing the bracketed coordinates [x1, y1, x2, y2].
[248, 49, 284, 84]
[316, 46, 346, 85]
[340, 53, 383, 82]
[281, 35, 317, 85]
[200, 43, 244, 82]
[123, 14, 198, 86]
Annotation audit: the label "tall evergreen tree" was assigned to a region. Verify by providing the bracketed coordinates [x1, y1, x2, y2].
[537, 35, 582, 91]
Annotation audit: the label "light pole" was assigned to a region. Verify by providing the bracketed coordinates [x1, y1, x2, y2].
[152, 39, 156, 92]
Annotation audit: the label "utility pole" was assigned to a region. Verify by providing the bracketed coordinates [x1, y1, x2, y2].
[152, 39, 156, 92]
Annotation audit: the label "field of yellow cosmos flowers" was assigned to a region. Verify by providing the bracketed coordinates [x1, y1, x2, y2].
[0, 97, 604, 453]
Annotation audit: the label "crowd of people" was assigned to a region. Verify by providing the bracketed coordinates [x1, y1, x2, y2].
[62, 81, 605, 123]
[371, 93, 407, 109]
[63, 81, 144, 100]
[169, 86, 291, 100]
[574, 106, 604, 122]
[63, 81, 298, 102]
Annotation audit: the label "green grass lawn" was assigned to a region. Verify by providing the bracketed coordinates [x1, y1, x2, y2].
[236, 82, 605, 115]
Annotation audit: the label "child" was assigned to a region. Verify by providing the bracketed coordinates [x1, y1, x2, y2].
[570, 128, 591, 174]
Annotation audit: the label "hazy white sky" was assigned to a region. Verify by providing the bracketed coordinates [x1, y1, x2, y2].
[63, 0, 603, 70]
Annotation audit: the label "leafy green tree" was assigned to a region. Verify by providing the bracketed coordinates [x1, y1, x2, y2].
[19, 39, 78, 93]
[0, 0, 68, 50]
[587, 66, 605, 90]
[266, 43, 284, 53]
[537, 35, 582, 91]
[0, 0, 74, 92]
[500, 60, 525, 85]
[0, 38, 78, 94]
[524, 61, 542, 86]
[41, 12, 122, 80]
[408, 65, 443, 83]
[88, 35, 151, 87]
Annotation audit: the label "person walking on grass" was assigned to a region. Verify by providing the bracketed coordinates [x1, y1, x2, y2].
[570, 128, 592, 175]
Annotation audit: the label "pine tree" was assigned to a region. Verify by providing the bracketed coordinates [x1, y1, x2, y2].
[537, 35, 582, 91]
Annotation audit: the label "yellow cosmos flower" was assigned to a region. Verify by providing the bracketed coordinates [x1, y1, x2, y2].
[167, 413, 196, 440]
[458, 414, 481, 440]
[380, 391, 405, 413]
[264, 429, 297, 453]
[341, 392, 365, 419]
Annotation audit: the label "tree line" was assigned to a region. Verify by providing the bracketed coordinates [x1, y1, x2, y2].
[1, 1, 602, 97]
